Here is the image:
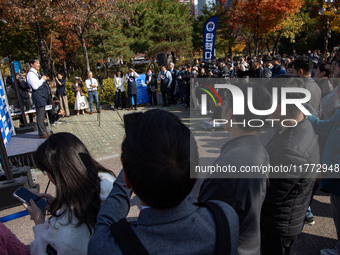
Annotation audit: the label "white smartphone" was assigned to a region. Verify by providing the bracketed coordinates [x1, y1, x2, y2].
[13, 187, 48, 211]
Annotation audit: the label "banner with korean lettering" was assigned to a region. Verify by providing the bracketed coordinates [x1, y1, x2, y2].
[203, 15, 218, 61]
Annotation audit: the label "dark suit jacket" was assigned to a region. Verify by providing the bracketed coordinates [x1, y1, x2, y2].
[18, 81, 30, 101]
[145, 75, 158, 93]
[88, 171, 239, 255]
[56, 78, 67, 97]
[169, 68, 178, 88]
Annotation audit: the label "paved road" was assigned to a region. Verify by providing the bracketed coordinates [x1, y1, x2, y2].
[0, 105, 337, 254]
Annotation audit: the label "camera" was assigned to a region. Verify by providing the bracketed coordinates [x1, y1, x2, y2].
[75, 76, 80, 79]
[97, 74, 104, 84]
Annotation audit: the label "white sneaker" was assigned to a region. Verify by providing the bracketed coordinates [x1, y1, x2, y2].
[50, 123, 55, 127]
[122, 108, 126, 110]
[320, 247, 339, 255]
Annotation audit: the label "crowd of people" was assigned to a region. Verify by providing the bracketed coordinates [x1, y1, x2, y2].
[1, 49, 340, 255]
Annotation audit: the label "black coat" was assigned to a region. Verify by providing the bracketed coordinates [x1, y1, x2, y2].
[56, 78, 67, 97]
[18, 81, 30, 101]
[198, 134, 269, 255]
[145, 75, 158, 93]
[237, 67, 264, 78]
[169, 68, 178, 88]
[261, 118, 319, 237]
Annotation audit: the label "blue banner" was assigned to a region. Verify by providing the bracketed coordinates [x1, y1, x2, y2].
[0, 70, 14, 147]
[203, 15, 218, 61]
[12, 61, 22, 74]
[132, 74, 149, 105]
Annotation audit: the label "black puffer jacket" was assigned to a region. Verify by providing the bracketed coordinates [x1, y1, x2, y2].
[261, 118, 320, 236]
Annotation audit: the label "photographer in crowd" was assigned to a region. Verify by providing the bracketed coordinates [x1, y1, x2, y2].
[17, 73, 33, 124]
[72, 77, 89, 115]
[55, 73, 70, 117]
[88, 110, 239, 255]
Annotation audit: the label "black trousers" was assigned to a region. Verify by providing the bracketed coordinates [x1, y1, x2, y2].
[115, 91, 126, 109]
[36, 106, 47, 136]
[128, 94, 137, 108]
[19, 99, 33, 124]
[261, 231, 298, 255]
[170, 83, 176, 104]
[184, 83, 190, 107]
[148, 92, 157, 106]
[161, 91, 170, 106]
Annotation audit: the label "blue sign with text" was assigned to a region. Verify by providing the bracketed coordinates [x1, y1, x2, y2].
[132, 74, 149, 105]
[203, 15, 218, 61]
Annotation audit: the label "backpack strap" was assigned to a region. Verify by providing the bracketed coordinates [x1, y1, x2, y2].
[110, 202, 231, 255]
[195, 201, 231, 255]
[110, 218, 150, 255]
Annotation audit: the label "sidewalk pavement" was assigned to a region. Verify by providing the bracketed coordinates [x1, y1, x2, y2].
[0, 104, 337, 254]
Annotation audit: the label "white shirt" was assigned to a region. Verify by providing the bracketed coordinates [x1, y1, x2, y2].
[114, 75, 125, 92]
[124, 72, 139, 83]
[27, 68, 45, 90]
[85, 78, 98, 92]
[158, 70, 172, 85]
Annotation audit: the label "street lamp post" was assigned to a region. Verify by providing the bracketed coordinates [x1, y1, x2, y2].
[319, 0, 337, 53]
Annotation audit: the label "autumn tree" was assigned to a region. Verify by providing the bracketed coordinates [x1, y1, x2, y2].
[0, 0, 54, 73]
[262, 14, 307, 55]
[230, 0, 304, 55]
[54, 0, 135, 73]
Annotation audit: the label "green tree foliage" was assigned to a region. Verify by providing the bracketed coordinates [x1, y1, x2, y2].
[127, 0, 193, 59]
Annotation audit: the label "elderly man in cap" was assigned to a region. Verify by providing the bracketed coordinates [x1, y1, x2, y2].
[169, 62, 178, 105]
[271, 55, 286, 77]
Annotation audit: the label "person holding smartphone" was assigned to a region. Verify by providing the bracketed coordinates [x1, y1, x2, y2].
[72, 77, 89, 115]
[23, 132, 116, 255]
[55, 73, 70, 117]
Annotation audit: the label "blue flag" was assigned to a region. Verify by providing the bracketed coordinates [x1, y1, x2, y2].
[203, 15, 218, 61]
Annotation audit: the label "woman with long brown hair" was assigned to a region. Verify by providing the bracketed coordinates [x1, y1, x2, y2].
[24, 132, 116, 255]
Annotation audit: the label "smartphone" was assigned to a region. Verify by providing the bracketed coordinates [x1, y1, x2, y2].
[123, 111, 143, 133]
[13, 187, 48, 211]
